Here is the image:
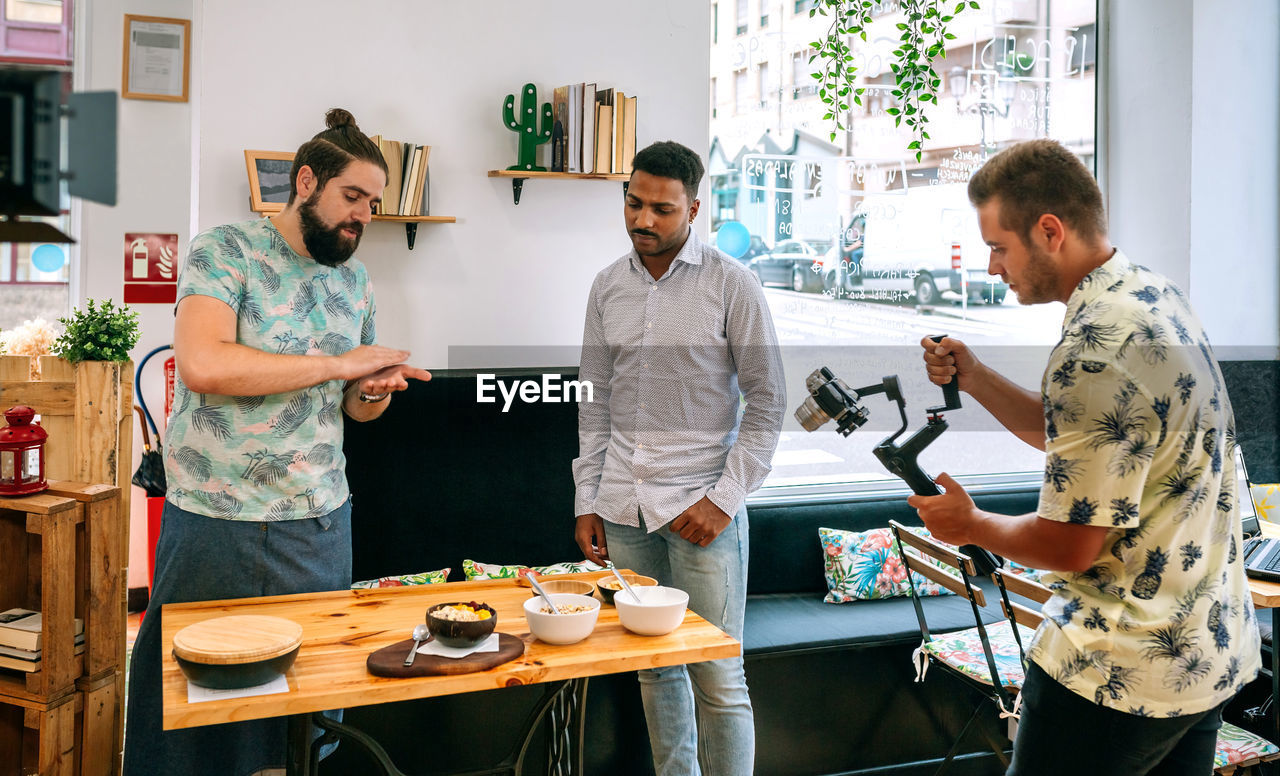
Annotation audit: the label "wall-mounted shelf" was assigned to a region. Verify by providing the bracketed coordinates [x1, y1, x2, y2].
[251, 211, 456, 249]
[371, 214, 457, 249]
[487, 170, 630, 205]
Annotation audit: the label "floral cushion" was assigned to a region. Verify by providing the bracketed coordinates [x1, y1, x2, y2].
[1003, 559, 1048, 583]
[920, 619, 1036, 688]
[461, 559, 603, 581]
[1214, 721, 1280, 770]
[350, 568, 450, 589]
[820, 526, 953, 602]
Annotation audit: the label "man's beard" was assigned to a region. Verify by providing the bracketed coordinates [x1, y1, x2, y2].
[298, 195, 362, 267]
[1015, 242, 1062, 305]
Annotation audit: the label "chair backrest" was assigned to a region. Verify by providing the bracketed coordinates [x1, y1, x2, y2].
[989, 566, 1053, 671]
[889, 520, 1012, 694]
[888, 519, 989, 633]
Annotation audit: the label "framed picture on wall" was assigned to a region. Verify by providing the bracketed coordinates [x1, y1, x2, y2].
[244, 150, 295, 213]
[122, 15, 191, 102]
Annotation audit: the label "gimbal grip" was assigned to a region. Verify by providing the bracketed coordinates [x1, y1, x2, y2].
[928, 335, 962, 410]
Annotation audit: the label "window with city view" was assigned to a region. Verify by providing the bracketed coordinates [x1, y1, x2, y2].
[0, 0, 74, 333]
[709, 0, 1098, 495]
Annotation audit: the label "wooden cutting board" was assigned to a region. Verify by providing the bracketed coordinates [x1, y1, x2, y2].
[172, 615, 302, 665]
[366, 633, 525, 678]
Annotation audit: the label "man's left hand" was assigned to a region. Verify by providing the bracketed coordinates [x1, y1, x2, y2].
[669, 496, 732, 547]
[356, 363, 432, 397]
[906, 472, 979, 546]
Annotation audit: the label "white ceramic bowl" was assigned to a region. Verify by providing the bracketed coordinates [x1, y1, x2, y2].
[614, 586, 689, 636]
[523, 593, 600, 645]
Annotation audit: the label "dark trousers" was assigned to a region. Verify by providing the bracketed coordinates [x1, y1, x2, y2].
[123, 500, 352, 776]
[1008, 661, 1226, 776]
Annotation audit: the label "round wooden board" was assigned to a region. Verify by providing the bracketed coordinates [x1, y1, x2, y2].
[172, 615, 303, 665]
[366, 633, 525, 678]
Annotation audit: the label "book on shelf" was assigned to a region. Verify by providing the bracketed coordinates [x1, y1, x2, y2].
[0, 635, 85, 673]
[594, 103, 613, 176]
[613, 91, 627, 173]
[408, 146, 431, 215]
[401, 146, 423, 217]
[378, 138, 405, 215]
[0, 608, 84, 652]
[621, 95, 637, 174]
[567, 83, 582, 173]
[581, 82, 596, 174]
[551, 86, 569, 172]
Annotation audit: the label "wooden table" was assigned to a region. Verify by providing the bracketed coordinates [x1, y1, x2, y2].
[1249, 576, 1280, 746]
[161, 572, 739, 774]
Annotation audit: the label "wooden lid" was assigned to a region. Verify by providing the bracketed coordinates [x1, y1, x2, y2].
[172, 615, 303, 665]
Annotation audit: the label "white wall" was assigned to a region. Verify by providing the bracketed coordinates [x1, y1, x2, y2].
[197, 0, 710, 367]
[1108, 0, 1280, 357]
[78, 0, 196, 587]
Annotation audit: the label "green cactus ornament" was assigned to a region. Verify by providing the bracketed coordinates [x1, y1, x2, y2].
[503, 83, 553, 172]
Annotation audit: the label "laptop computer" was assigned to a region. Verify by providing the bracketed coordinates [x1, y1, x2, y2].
[1234, 448, 1279, 581]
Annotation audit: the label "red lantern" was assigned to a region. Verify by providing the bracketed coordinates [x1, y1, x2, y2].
[0, 406, 48, 496]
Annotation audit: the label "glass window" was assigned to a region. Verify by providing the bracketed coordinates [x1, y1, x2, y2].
[736, 0, 748, 35]
[1, 4, 75, 329]
[712, 3, 718, 44]
[711, 77, 718, 118]
[734, 68, 749, 114]
[708, 0, 1099, 496]
[5, 0, 63, 24]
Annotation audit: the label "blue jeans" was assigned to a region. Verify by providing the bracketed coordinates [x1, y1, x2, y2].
[1007, 661, 1226, 776]
[123, 499, 352, 776]
[603, 506, 753, 776]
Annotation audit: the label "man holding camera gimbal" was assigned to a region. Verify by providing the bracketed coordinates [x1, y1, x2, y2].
[910, 139, 1259, 775]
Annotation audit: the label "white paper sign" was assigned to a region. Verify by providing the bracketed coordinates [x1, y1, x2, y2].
[127, 20, 185, 98]
[186, 674, 290, 704]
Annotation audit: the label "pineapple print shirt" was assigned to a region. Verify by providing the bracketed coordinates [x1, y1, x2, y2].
[163, 219, 376, 521]
[1026, 249, 1260, 717]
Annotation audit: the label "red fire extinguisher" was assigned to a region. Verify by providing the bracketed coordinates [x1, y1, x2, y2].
[163, 355, 176, 424]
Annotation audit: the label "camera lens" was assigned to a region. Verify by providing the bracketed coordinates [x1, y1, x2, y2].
[794, 396, 831, 432]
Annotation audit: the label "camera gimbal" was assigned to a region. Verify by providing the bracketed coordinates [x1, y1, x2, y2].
[794, 335, 1001, 575]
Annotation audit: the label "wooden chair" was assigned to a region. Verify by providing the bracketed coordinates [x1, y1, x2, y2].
[888, 520, 1033, 774]
[991, 565, 1280, 776]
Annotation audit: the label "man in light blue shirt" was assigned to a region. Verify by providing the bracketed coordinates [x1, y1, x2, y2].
[574, 141, 786, 776]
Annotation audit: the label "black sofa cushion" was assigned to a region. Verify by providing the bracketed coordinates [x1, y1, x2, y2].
[744, 590, 1007, 656]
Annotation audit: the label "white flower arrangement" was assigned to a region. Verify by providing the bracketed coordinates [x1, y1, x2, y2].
[0, 318, 61, 379]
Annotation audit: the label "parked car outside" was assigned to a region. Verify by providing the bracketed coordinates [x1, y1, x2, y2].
[747, 238, 831, 292]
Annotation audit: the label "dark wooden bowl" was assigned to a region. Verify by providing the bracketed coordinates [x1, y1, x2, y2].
[173, 645, 300, 690]
[426, 601, 497, 648]
[597, 574, 658, 605]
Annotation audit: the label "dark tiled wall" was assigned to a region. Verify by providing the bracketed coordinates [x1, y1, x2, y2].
[1222, 360, 1280, 482]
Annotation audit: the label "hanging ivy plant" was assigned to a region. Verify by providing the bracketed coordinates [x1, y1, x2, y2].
[809, 0, 979, 161]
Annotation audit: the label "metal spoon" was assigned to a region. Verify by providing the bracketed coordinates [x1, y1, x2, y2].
[527, 575, 560, 615]
[607, 562, 643, 605]
[404, 623, 429, 666]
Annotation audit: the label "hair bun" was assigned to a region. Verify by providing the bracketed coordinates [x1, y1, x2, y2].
[325, 108, 359, 131]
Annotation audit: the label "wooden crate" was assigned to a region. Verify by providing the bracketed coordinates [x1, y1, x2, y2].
[0, 355, 134, 560]
[0, 689, 79, 776]
[75, 669, 119, 776]
[0, 491, 81, 701]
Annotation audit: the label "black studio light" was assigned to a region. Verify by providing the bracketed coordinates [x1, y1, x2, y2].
[0, 68, 117, 243]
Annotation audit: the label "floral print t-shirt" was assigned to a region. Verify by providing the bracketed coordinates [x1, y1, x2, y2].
[164, 219, 376, 521]
[1026, 250, 1260, 717]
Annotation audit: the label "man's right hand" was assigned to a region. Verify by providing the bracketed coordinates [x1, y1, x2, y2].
[334, 345, 411, 381]
[575, 514, 609, 565]
[920, 335, 981, 393]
